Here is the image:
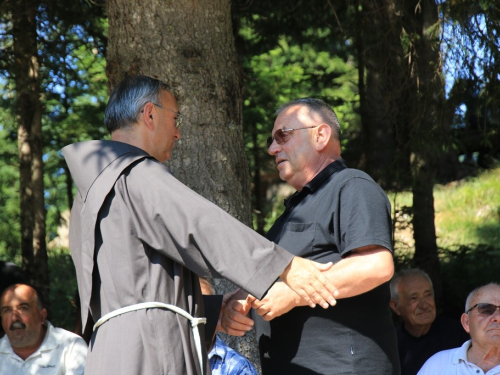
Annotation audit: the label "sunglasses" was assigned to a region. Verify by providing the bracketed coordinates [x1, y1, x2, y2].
[466, 303, 500, 316]
[266, 126, 319, 148]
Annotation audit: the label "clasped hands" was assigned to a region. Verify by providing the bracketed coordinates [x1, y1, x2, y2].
[219, 257, 338, 336]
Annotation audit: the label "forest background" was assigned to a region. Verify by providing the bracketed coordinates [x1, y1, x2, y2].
[0, 0, 499, 368]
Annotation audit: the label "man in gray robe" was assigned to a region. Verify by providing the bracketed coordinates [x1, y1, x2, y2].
[62, 75, 338, 375]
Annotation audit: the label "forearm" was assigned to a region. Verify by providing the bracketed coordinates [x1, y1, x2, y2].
[324, 246, 394, 299]
[288, 246, 394, 308]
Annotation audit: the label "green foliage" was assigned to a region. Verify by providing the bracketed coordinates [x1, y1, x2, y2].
[0, 124, 20, 260]
[440, 245, 500, 317]
[47, 247, 78, 330]
[0, 1, 107, 329]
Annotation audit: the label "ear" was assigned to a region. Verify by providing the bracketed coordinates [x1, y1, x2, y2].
[389, 299, 401, 316]
[40, 308, 48, 323]
[141, 102, 156, 131]
[313, 124, 331, 151]
[461, 312, 470, 333]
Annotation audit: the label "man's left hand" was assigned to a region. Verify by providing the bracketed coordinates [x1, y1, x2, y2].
[280, 257, 338, 309]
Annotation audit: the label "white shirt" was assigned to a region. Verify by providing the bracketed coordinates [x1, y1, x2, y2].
[0, 321, 87, 375]
[418, 340, 500, 375]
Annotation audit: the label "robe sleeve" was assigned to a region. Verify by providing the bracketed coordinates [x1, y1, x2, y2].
[117, 158, 294, 300]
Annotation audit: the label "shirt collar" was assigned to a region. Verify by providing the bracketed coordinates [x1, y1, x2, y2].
[452, 340, 472, 365]
[304, 159, 346, 193]
[208, 335, 229, 361]
[0, 334, 12, 354]
[283, 159, 346, 208]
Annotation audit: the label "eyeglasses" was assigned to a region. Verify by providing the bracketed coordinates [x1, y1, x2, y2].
[466, 303, 500, 316]
[142, 103, 183, 129]
[154, 104, 183, 129]
[266, 126, 319, 148]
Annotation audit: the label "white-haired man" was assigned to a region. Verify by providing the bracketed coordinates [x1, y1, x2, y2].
[390, 269, 469, 375]
[418, 283, 500, 374]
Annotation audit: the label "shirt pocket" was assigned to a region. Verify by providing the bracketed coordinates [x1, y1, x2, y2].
[279, 222, 315, 258]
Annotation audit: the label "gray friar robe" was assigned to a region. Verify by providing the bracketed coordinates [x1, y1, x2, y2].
[62, 140, 293, 375]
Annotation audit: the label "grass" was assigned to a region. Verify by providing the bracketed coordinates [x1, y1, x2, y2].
[434, 167, 500, 247]
[390, 166, 500, 251]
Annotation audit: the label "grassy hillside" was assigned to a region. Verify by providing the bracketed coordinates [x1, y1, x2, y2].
[391, 166, 500, 253]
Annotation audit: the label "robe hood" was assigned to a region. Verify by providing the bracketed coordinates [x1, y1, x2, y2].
[61, 140, 152, 332]
[62, 140, 150, 201]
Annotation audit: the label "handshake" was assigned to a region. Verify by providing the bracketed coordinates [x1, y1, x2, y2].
[218, 256, 338, 336]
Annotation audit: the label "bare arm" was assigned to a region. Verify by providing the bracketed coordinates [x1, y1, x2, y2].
[252, 245, 394, 320]
[322, 245, 394, 298]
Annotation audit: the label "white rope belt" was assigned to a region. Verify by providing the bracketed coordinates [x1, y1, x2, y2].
[93, 302, 207, 372]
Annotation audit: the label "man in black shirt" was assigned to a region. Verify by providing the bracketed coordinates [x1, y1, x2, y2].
[390, 269, 469, 375]
[222, 98, 400, 374]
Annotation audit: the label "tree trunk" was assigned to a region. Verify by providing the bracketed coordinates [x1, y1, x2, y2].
[355, 0, 410, 189]
[106, 0, 258, 367]
[10, 0, 49, 301]
[401, 0, 444, 298]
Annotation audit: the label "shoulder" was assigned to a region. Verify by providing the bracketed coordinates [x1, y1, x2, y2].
[0, 335, 13, 354]
[332, 168, 385, 194]
[47, 323, 87, 348]
[417, 344, 464, 375]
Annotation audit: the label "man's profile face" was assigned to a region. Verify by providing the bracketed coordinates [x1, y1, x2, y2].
[0, 284, 47, 350]
[394, 275, 436, 331]
[462, 284, 500, 347]
[150, 89, 181, 163]
[268, 105, 320, 190]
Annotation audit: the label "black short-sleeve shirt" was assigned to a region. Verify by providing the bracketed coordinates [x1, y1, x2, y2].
[256, 160, 400, 375]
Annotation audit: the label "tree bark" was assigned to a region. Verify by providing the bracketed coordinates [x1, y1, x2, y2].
[106, 0, 258, 367]
[401, 0, 444, 298]
[355, 0, 410, 189]
[10, 0, 49, 301]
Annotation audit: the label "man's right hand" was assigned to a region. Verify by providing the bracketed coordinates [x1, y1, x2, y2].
[219, 290, 255, 336]
[280, 257, 338, 309]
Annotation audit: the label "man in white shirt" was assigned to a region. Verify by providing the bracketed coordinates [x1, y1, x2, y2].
[418, 283, 500, 375]
[0, 283, 87, 374]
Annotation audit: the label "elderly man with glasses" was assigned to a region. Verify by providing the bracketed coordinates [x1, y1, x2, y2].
[221, 98, 400, 374]
[62, 76, 339, 375]
[418, 283, 500, 375]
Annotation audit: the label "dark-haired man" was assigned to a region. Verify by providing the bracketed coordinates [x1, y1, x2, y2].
[222, 98, 399, 374]
[0, 284, 87, 374]
[62, 76, 338, 375]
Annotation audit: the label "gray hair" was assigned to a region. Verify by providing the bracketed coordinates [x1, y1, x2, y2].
[390, 269, 433, 304]
[465, 282, 500, 312]
[276, 98, 341, 142]
[104, 75, 171, 133]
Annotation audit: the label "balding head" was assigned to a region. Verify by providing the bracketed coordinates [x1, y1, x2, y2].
[0, 284, 47, 359]
[461, 283, 500, 352]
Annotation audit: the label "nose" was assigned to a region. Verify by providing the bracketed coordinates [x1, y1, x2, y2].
[174, 127, 181, 140]
[491, 307, 500, 321]
[417, 295, 433, 309]
[10, 308, 21, 320]
[268, 140, 280, 155]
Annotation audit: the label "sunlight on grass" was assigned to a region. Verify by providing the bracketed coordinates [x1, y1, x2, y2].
[434, 167, 500, 247]
[390, 167, 500, 251]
